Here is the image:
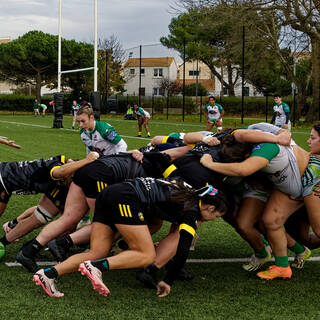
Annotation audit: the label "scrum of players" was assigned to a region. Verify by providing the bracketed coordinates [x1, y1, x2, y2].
[1, 102, 320, 298]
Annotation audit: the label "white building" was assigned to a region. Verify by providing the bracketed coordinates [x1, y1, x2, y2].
[123, 57, 178, 96]
[177, 60, 262, 97]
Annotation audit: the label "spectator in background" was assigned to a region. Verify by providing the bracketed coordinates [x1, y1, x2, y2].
[270, 94, 291, 131]
[124, 104, 136, 120]
[33, 99, 40, 116]
[204, 96, 224, 132]
[71, 100, 80, 129]
[133, 104, 151, 137]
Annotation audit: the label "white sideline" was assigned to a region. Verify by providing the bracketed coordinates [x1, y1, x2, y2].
[5, 256, 320, 267]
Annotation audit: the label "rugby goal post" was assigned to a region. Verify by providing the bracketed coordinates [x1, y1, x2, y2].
[53, 0, 100, 128]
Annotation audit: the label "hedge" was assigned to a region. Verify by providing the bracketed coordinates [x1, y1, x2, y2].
[0, 94, 53, 112]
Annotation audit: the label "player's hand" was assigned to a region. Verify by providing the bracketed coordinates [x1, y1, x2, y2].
[131, 150, 144, 163]
[283, 124, 289, 129]
[200, 154, 213, 167]
[277, 131, 291, 146]
[157, 281, 171, 297]
[202, 136, 220, 146]
[7, 141, 22, 149]
[87, 151, 100, 162]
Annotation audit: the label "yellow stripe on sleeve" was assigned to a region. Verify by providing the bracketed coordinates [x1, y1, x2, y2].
[162, 136, 169, 143]
[97, 181, 101, 193]
[119, 204, 124, 216]
[52, 189, 59, 198]
[61, 155, 66, 164]
[163, 164, 177, 178]
[50, 188, 58, 197]
[127, 205, 132, 217]
[179, 224, 196, 237]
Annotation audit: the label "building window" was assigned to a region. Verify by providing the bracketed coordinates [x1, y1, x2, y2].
[130, 69, 135, 75]
[153, 88, 165, 96]
[139, 87, 145, 96]
[244, 87, 250, 96]
[223, 87, 228, 95]
[189, 70, 199, 76]
[140, 68, 145, 75]
[154, 68, 163, 77]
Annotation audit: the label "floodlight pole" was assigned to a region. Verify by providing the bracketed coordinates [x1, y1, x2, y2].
[94, 0, 98, 91]
[58, 0, 62, 92]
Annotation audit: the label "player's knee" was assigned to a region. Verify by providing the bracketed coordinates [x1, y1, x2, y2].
[262, 214, 283, 232]
[236, 217, 252, 235]
[34, 205, 55, 225]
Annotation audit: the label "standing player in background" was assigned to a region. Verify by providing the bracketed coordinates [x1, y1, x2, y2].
[204, 96, 224, 132]
[76, 102, 127, 156]
[39, 103, 47, 117]
[133, 104, 151, 137]
[33, 99, 40, 116]
[71, 100, 80, 129]
[270, 94, 291, 131]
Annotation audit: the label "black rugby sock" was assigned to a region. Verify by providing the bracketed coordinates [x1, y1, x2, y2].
[56, 235, 74, 249]
[22, 239, 43, 258]
[44, 267, 59, 279]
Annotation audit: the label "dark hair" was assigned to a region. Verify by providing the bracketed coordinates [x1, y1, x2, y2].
[313, 121, 320, 136]
[209, 96, 216, 101]
[166, 180, 228, 214]
[274, 94, 281, 98]
[219, 134, 253, 163]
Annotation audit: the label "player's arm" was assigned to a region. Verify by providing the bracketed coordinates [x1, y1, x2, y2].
[0, 137, 22, 149]
[158, 220, 196, 297]
[233, 129, 291, 146]
[51, 152, 99, 179]
[200, 154, 269, 176]
[183, 132, 220, 146]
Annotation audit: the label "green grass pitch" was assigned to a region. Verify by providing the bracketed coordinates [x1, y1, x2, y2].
[0, 114, 319, 320]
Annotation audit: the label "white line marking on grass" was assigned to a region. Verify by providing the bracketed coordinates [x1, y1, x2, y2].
[6, 256, 320, 267]
[0, 120, 151, 141]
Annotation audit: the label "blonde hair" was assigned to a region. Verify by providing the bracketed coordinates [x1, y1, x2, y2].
[77, 102, 94, 117]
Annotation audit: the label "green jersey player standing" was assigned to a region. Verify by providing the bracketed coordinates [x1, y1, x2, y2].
[270, 94, 291, 130]
[204, 96, 224, 132]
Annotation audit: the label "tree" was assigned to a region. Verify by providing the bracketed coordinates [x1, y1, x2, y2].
[158, 78, 182, 95]
[0, 30, 94, 102]
[171, 0, 313, 120]
[98, 35, 126, 100]
[161, 8, 241, 96]
[184, 83, 207, 96]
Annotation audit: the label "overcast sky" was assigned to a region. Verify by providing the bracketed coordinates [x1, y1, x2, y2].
[0, 0, 182, 59]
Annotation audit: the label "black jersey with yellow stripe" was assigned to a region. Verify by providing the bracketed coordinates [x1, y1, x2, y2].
[0, 155, 65, 197]
[124, 177, 200, 286]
